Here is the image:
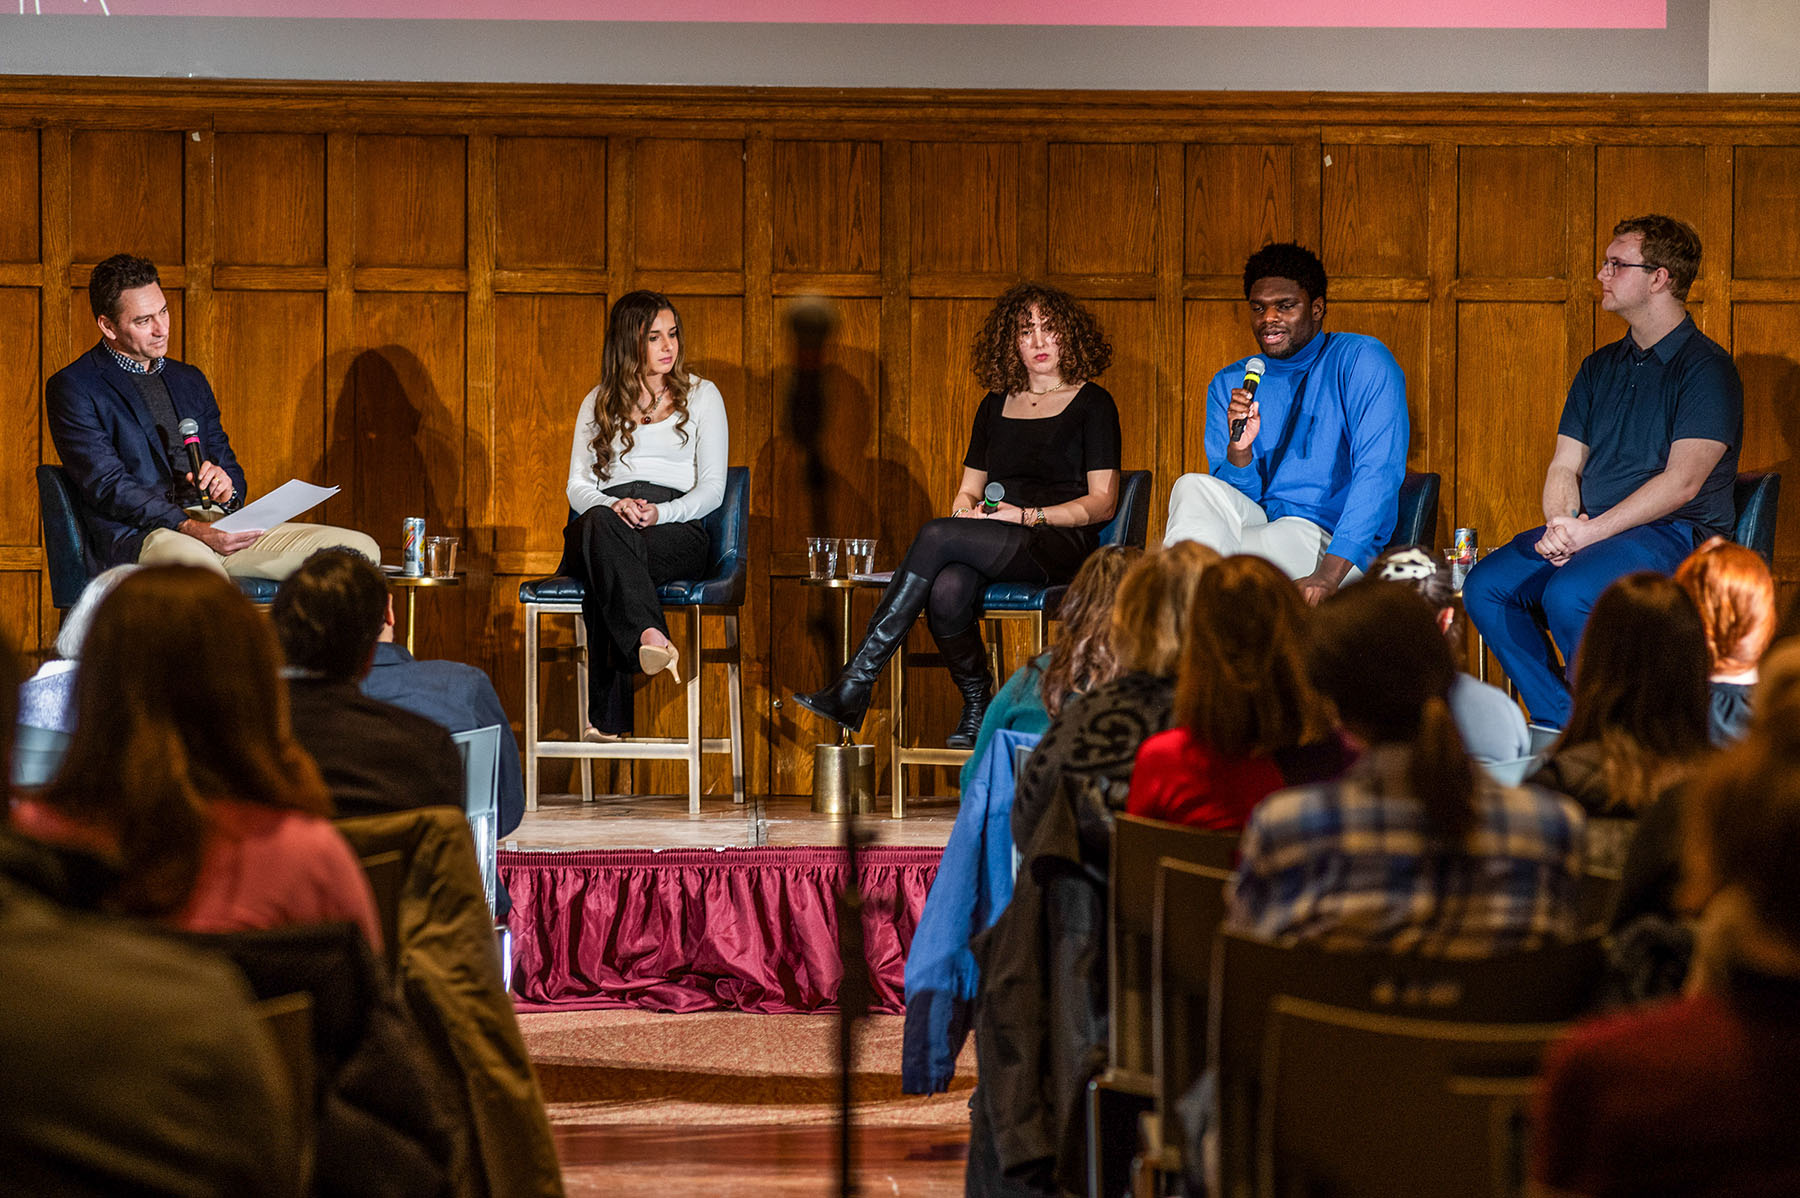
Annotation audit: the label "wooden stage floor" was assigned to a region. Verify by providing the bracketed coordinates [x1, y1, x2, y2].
[509, 793, 960, 853]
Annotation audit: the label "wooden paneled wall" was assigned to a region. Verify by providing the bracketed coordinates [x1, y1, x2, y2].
[4, 81, 1799, 798]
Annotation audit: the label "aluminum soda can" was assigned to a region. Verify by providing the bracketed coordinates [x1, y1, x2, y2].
[1450, 527, 1478, 591]
[403, 517, 426, 577]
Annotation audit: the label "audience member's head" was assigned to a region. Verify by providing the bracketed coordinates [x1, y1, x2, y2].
[53, 565, 137, 661]
[1674, 537, 1776, 680]
[1560, 572, 1712, 809]
[1039, 544, 1140, 717]
[1682, 686, 1800, 973]
[1309, 580, 1477, 844]
[1373, 546, 1458, 641]
[43, 566, 330, 916]
[1766, 589, 1800, 657]
[272, 548, 392, 683]
[1110, 541, 1222, 677]
[1176, 554, 1334, 760]
[1750, 641, 1800, 736]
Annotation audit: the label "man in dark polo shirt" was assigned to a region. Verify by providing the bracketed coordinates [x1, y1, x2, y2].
[1464, 214, 1742, 728]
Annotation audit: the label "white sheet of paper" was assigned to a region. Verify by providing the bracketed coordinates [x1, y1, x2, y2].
[212, 479, 341, 534]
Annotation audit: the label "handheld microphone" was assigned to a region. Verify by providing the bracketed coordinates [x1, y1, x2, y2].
[177, 418, 208, 500]
[1229, 357, 1266, 444]
[982, 482, 1005, 513]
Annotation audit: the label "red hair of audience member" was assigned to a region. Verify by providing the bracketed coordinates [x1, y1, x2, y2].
[39, 566, 331, 917]
[1307, 580, 1477, 844]
[1037, 544, 1141, 718]
[1674, 536, 1776, 678]
[1175, 555, 1334, 760]
[1557, 572, 1713, 812]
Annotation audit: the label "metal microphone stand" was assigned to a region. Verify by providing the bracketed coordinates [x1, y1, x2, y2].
[785, 299, 867, 1198]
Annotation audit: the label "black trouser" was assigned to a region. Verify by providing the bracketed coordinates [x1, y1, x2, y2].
[900, 517, 1047, 639]
[560, 482, 708, 735]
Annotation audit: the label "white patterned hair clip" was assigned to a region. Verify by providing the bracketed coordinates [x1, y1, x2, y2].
[1376, 547, 1439, 583]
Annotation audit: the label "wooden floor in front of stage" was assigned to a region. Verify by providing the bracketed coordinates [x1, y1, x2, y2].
[509, 792, 961, 852]
[509, 794, 969, 1193]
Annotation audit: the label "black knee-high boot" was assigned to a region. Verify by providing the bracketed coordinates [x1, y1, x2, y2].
[937, 625, 993, 750]
[794, 571, 933, 734]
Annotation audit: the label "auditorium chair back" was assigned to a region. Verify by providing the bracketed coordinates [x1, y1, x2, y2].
[1209, 929, 1604, 1198]
[1260, 996, 1571, 1198]
[1109, 815, 1237, 1074]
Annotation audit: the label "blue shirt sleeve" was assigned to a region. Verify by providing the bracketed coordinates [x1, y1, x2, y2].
[1556, 363, 1595, 446]
[1204, 367, 1263, 503]
[1323, 340, 1410, 570]
[1670, 351, 1743, 446]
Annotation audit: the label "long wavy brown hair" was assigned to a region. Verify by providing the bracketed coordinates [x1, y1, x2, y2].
[1176, 555, 1334, 760]
[586, 290, 693, 480]
[42, 566, 332, 918]
[970, 282, 1113, 394]
[1558, 572, 1713, 812]
[1110, 541, 1222, 677]
[1038, 545, 1140, 717]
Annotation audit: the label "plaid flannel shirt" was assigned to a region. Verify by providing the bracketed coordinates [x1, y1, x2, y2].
[1228, 744, 1586, 959]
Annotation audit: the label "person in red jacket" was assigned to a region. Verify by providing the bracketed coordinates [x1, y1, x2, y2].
[1127, 554, 1350, 830]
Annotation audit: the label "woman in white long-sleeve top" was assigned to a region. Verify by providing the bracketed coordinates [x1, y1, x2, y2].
[563, 290, 729, 740]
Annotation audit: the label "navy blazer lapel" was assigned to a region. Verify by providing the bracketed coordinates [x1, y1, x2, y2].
[88, 342, 166, 454]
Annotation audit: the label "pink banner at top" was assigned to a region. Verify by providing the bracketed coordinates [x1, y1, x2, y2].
[19, 0, 1668, 27]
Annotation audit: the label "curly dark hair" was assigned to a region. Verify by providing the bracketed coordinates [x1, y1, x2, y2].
[1243, 242, 1328, 304]
[970, 282, 1112, 394]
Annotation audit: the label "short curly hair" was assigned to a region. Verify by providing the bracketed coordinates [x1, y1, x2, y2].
[1243, 242, 1328, 304]
[970, 282, 1112, 394]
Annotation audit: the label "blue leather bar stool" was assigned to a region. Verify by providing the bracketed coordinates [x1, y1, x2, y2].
[1732, 471, 1780, 565]
[518, 466, 748, 815]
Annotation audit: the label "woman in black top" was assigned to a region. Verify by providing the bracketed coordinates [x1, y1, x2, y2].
[796, 283, 1123, 747]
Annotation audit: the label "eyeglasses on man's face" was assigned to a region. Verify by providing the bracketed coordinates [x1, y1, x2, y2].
[1598, 258, 1662, 277]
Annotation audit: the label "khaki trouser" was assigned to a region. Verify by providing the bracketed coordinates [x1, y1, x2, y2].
[139, 521, 381, 582]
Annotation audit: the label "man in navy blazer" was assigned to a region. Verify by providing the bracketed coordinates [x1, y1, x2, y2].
[47, 253, 377, 579]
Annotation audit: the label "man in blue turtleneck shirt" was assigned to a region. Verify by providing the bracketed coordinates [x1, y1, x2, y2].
[1163, 243, 1409, 604]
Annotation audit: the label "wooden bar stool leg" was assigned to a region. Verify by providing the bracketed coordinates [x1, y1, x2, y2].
[524, 603, 540, 813]
[684, 608, 704, 816]
[725, 612, 746, 805]
[573, 615, 594, 803]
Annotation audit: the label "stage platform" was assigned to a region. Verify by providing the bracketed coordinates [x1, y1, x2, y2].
[499, 793, 963, 1015]
[507, 792, 960, 853]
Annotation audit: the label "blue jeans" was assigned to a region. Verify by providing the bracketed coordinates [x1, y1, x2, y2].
[1462, 521, 1698, 728]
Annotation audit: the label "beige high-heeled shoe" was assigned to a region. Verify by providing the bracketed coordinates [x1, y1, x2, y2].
[638, 642, 681, 684]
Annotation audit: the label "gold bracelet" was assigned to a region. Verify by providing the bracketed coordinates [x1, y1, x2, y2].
[1034, 507, 1049, 526]
[953, 506, 970, 517]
